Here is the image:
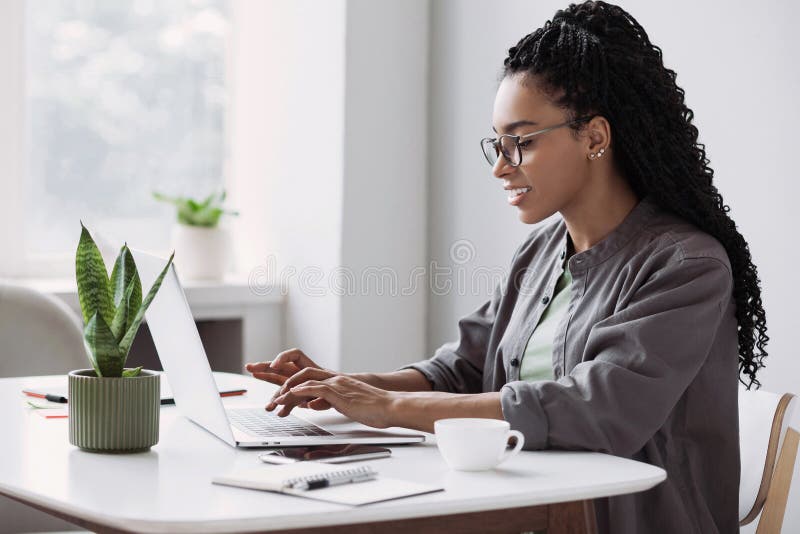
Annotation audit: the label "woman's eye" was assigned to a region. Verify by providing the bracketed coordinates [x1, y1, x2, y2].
[519, 141, 533, 149]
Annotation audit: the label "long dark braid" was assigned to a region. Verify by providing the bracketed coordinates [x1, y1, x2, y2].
[502, 1, 768, 388]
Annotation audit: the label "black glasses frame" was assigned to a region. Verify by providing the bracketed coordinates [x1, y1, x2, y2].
[480, 116, 594, 167]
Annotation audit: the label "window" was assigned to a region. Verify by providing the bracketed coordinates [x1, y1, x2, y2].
[18, 0, 229, 273]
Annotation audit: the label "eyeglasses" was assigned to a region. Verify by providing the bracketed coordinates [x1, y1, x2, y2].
[480, 117, 593, 167]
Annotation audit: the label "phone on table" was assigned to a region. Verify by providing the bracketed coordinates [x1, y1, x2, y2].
[258, 444, 391, 464]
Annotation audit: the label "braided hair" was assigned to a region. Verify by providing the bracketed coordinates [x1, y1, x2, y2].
[502, 1, 767, 388]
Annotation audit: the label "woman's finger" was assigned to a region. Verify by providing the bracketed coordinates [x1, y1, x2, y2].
[251, 371, 289, 386]
[274, 391, 308, 417]
[245, 361, 272, 373]
[269, 389, 312, 415]
[246, 360, 300, 378]
[268, 361, 303, 377]
[306, 398, 331, 410]
[277, 368, 335, 398]
[269, 395, 331, 412]
[270, 348, 319, 371]
[273, 382, 333, 417]
[266, 368, 335, 410]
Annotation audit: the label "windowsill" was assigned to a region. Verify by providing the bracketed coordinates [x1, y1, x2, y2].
[3, 274, 286, 370]
[3, 274, 284, 314]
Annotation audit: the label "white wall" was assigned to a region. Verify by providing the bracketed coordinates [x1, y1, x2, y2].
[228, 0, 347, 370]
[426, 1, 800, 531]
[229, 0, 430, 373]
[340, 0, 430, 372]
[425, 1, 534, 359]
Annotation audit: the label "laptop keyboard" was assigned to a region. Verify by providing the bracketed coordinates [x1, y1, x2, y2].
[227, 408, 333, 437]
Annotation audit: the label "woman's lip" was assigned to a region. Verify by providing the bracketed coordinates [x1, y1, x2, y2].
[508, 189, 528, 206]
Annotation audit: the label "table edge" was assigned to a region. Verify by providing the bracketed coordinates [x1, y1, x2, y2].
[0, 468, 666, 533]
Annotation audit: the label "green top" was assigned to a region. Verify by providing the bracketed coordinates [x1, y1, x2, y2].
[519, 259, 572, 381]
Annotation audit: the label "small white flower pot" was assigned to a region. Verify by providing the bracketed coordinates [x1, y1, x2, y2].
[170, 224, 230, 281]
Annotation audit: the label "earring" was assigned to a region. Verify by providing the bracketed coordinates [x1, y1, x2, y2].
[588, 147, 606, 160]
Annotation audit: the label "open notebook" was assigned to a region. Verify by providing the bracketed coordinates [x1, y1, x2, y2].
[212, 462, 443, 505]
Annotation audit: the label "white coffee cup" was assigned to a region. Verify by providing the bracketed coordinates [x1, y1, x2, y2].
[434, 418, 525, 471]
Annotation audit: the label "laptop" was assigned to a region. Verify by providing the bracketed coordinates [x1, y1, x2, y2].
[132, 249, 425, 448]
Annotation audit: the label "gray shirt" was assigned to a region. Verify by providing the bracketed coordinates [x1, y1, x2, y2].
[402, 196, 739, 533]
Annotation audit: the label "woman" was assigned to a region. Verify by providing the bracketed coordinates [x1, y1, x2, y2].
[247, 2, 768, 532]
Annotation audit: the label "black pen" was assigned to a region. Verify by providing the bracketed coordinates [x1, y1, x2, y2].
[289, 472, 376, 491]
[22, 390, 67, 403]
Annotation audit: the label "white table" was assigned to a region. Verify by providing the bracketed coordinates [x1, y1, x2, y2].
[0, 373, 666, 533]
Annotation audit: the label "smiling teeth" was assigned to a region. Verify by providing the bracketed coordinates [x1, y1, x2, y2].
[511, 187, 532, 196]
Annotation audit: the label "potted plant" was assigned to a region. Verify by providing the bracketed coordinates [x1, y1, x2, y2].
[70, 222, 174, 453]
[153, 189, 238, 281]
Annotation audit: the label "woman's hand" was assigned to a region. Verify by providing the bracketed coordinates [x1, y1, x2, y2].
[246, 348, 322, 386]
[246, 348, 340, 411]
[271, 375, 398, 429]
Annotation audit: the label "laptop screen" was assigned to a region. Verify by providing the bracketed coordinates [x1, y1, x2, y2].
[131, 249, 236, 446]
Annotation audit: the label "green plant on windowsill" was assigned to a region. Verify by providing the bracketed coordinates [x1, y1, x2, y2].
[152, 189, 238, 281]
[152, 189, 239, 228]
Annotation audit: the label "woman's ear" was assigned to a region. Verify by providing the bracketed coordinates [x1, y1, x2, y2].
[585, 115, 611, 156]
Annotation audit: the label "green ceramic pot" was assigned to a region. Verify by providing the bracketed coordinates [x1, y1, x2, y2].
[68, 369, 160, 453]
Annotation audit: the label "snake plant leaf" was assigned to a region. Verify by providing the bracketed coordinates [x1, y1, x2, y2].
[109, 244, 142, 338]
[76, 223, 114, 327]
[110, 244, 142, 310]
[122, 366, 142, 378]
[123, 271, 142, 334]
[84, 312, 124, 377]
[118, 252, 175, 356]
[110, 279, 137, 343]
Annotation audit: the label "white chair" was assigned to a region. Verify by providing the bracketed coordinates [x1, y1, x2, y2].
[0, 283, 86, 377]
[739, 387, 799, 533]
[0, 283, 89, 532]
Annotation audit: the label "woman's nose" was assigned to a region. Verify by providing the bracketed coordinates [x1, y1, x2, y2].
[492, 154, 514, 179]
